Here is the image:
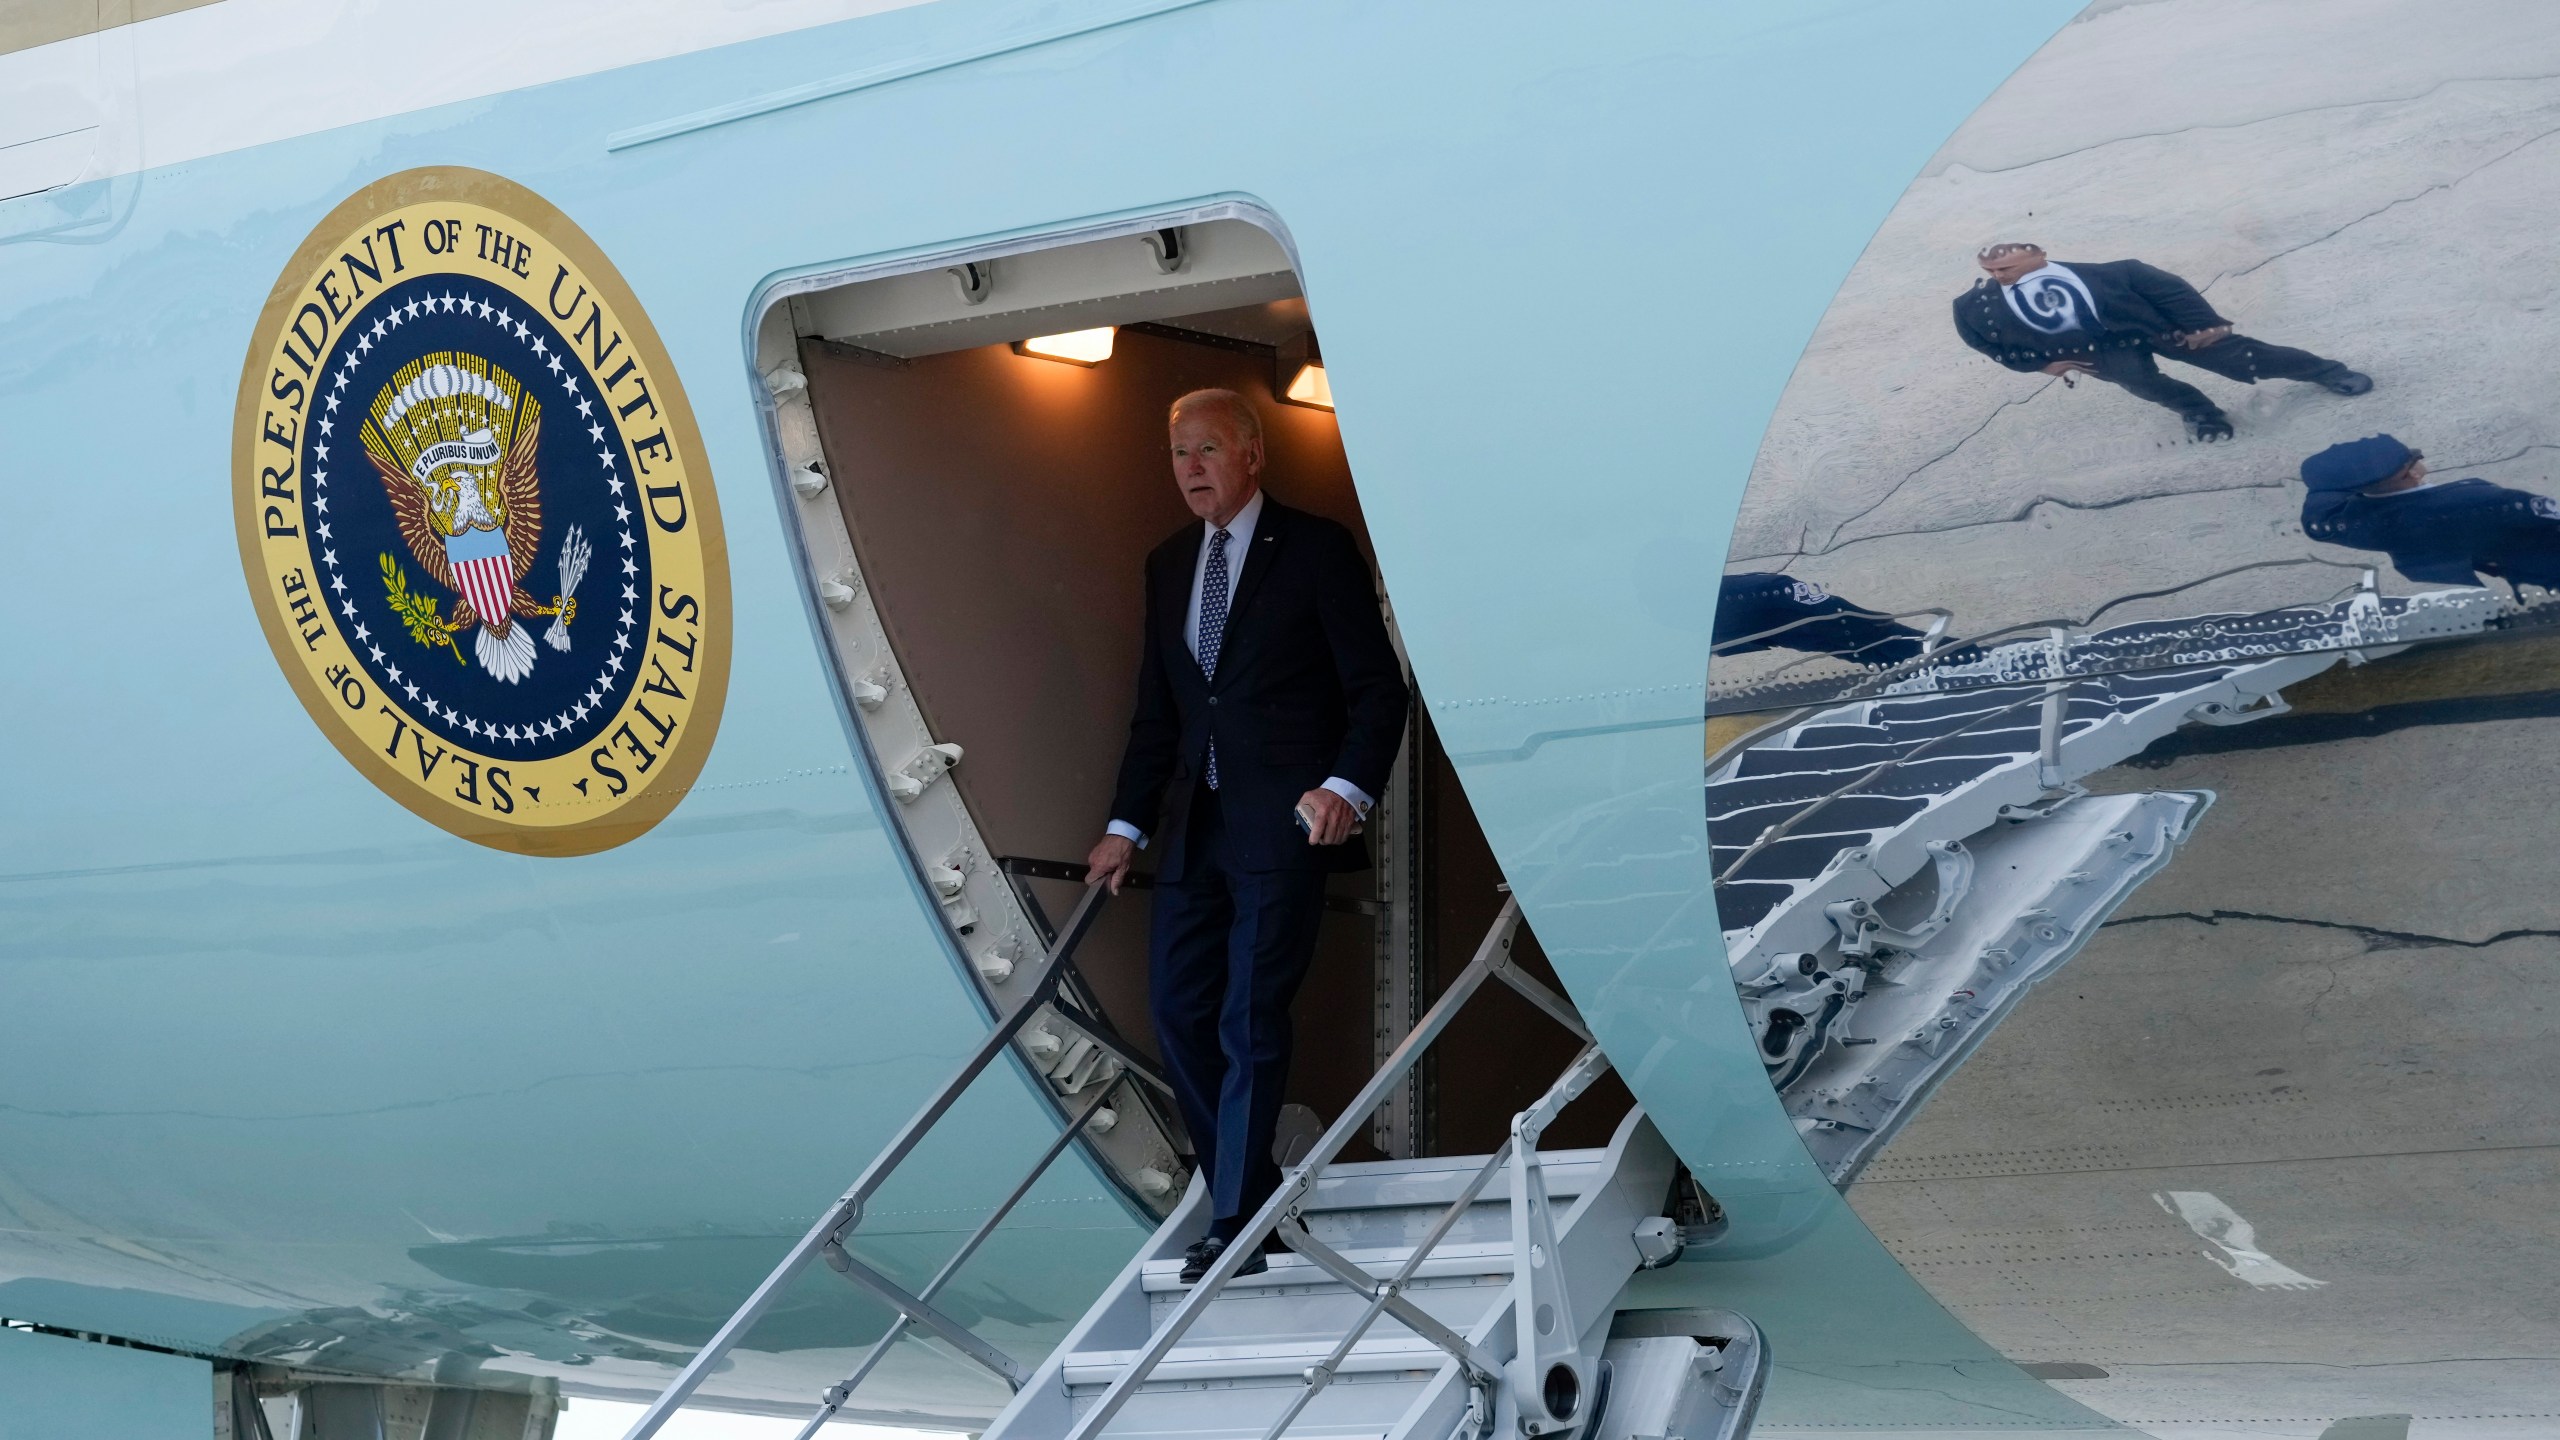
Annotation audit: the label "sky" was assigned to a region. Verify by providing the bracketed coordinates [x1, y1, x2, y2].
[553, 1397, 961, 1440]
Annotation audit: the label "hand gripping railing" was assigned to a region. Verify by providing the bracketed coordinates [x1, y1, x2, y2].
[622, 884, 1140, 1440]
[1062, 896, 1618, 1440]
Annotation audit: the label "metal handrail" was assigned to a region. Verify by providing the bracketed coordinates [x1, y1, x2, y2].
[790, 1081, 1121, 1440]
[999, 854, 1385, 918]
[1256, 1041, 1614, 1440]
[1061, 896, 1609, 1440]
[620, 884, 1116, 1440]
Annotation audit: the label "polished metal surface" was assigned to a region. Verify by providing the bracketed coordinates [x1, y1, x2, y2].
[1709, 2, 2560, 1431]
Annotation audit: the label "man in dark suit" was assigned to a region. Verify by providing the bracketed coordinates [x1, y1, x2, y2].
[1085, 388, 1407, 1283]
[1954, 242, 2370, 441]
[2299, 433, 2560, 588]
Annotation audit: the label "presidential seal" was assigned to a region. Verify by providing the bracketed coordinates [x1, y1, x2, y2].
[234, 169, 730, 854]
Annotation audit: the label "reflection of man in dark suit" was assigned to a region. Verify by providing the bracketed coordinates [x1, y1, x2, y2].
[1955, 243, 2370, 442]
[1715, 573, 1928, 667]
[2300, 433, 2560, 588]
[1085, 389, 1407, 1284]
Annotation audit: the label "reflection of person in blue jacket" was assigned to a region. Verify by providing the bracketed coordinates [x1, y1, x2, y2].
[1715, 573, 1928, 666]
[1956, 243, 2370, 442]
[2300, 434, 2560, 588]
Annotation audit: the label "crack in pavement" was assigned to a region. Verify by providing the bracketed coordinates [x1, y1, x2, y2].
[2108, 908, 2560, 951]
[1804, 381, 2061, 554]
[1739, 111, 2560, 569]
[2455, 441, 2560, 472]
[1731, 479, 2295, 568]
[2213, 119, 2560, 287]
[1744, 438, 2560, 567]
[1940, 71, 2560, 179]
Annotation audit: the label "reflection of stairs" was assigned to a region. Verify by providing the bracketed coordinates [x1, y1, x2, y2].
[1709, 588, 2506, 1181]
[987, 1113, 1765, 1440]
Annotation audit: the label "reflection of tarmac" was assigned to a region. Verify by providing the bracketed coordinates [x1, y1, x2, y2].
[1723, 0, 2560, 690]
[1844, 636, 2560, 1436]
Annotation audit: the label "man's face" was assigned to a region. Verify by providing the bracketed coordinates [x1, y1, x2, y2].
[1979, 247, 2047, 286]
[1169, 410, 1263, 526]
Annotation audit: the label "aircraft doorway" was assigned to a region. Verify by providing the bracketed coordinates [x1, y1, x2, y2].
[754, 216, 1630, 1203]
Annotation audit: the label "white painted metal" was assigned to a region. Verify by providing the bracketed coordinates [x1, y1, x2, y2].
[1589, 1313, 1768, 1440]
[1714, 586, 2514, 1184]
[0, 0, 934, 181]
[981, 1111, 1760, 1440]
[1787, 788, 2212, 1181]
[799, 218, 1297, 357]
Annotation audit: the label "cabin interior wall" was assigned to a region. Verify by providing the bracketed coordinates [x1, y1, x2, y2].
[799, 321, 1625, 1159]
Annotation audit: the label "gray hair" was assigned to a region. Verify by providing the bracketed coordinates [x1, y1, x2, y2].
[1976, 241, 2046, 261]
[1169, 387, 1264, 446]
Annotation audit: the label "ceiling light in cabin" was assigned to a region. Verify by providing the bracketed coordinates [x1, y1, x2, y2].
[1282, 360, 1334, 411]
[1013, 327, 1116, 366]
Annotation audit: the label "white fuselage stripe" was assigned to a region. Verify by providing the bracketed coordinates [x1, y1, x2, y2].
[0, 0, 938, 185]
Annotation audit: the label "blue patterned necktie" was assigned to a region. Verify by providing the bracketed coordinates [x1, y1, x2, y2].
[1200, 527, 1231, 789]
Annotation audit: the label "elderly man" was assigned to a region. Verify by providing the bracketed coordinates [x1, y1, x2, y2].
[2300, 433, 2560, 588]
[1954, 242, 2370, 442]
[1086, 388, 1407, 1283]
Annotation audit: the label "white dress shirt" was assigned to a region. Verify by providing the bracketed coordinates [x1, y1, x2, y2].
[2000, 261, 2102, 336]
[1109, 488, 1374, 847]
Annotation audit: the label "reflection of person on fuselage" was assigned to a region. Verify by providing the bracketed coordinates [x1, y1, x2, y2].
[2300, 433, 2560, 589]
[1954, 242, 2371, 443]
[1714, 573, 1927, 667]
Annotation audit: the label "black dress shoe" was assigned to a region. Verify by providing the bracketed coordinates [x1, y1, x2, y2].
[2185, 411, 2235, 442]
[2320, 368, 2374, 396]
[1178, 1235, 1269, 1285]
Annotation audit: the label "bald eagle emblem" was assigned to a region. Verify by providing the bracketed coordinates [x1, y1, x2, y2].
[362, 352, 588, 683]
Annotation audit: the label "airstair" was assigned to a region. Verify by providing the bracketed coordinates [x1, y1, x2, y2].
[1708, 582, 2509, 1182]
[622, 893, 1766, 1440]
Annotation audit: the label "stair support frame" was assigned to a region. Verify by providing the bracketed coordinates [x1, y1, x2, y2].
[620, 884, 1113, 1440]
[791, 1082, 1125, 1440]
[1255, 1138, 1518, 1440]
[1506, 1044, 1614, 1438]
[1060, 898, 1531, 1440]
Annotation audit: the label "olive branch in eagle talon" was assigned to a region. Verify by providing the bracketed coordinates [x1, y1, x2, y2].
[382, 553, 469, 664]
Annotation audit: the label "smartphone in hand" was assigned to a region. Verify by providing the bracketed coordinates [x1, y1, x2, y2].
[1294, 799, 1364, 840]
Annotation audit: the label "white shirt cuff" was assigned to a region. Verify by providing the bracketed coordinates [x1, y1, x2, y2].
[1320, 777, 1374, 815]
[1106, 820, 1149, 849]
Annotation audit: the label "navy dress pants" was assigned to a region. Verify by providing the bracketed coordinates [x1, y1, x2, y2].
[1148, 786, 1329, 1236]
[2089, 333, 2348, 418]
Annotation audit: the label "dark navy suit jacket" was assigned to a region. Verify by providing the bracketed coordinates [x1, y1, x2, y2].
[1108, 498, 1407, 880]
[1953, 259, 2230, 372]
[2303, 478, 2560, 588]
[1714, 573, 1926, 666]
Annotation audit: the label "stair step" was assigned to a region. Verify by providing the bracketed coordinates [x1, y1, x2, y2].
[1138, 1241, 1512, 1294]
[1064, 1334, 1456, 1387]
[1294, 1151, 1608, 1212]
